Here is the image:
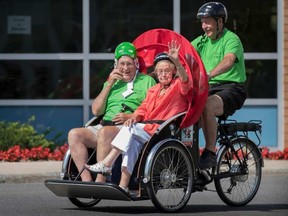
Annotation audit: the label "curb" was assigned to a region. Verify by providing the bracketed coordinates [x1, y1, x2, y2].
[0, 173, 61, 184]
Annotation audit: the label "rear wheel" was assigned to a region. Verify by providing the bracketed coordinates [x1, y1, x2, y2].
[214, 138, 262, 206]
[64, 150, 101, 208]
[146, 141, 194, 212]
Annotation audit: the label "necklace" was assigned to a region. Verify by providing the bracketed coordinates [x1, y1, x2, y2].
[159, 85, 169, 96]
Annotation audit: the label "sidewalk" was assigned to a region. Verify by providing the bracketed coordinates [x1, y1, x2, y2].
[0, 161, 62, 183]
[0, 159, 288, 183]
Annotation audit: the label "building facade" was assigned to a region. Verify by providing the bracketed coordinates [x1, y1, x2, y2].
[0, 0, 286, 149]
[284, 0, 288, 149]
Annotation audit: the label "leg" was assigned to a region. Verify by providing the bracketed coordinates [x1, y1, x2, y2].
[68, 127, 99, 181]
[85, 146, 122, 174]
[200, 95, 223, 169]
[202, 94, 224, 152]
[87, 124, 149, 191]
[118, 167, 131, 192]
[85, 126, 133, 175]
[96, 126, 121, 182]
[117, 124, 151, 191]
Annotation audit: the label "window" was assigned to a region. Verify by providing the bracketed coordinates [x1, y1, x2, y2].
[90, 0, 173, 52]
[0, 60, 83, 99]
[0, 0, 82, 53]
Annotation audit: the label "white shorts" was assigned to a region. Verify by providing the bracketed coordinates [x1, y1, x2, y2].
[112, 123, 151, 174]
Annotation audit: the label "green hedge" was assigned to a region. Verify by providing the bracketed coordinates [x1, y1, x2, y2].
[0, 116, 55, 151]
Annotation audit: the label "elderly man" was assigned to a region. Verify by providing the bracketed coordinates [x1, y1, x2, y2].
[68, 42, 156, 181]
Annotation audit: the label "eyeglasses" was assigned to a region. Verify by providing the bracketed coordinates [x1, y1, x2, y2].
[118, 62, 135, 68]
[156, 69, 173, 75]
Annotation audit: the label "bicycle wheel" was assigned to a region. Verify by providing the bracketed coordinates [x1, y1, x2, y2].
[64, 152, 101, 208]
[146, 141, 194, 212]
[214, 138, 262, 206]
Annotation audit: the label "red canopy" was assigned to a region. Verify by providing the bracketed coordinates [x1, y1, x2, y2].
[133, 28, 208, 127]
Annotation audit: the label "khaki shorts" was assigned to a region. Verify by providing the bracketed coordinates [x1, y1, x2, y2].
[86, 124, 123, 136]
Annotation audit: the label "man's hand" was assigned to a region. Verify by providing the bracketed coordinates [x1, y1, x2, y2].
[112, 113, 131, 125]
[107, 68, 123, 85]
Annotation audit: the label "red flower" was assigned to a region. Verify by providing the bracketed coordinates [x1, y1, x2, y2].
[0, 144, 288, 162]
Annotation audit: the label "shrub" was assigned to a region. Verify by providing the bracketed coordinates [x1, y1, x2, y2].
[0, 116, 55, 151]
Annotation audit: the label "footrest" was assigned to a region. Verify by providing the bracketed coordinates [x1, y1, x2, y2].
[44, 179, 131, 201]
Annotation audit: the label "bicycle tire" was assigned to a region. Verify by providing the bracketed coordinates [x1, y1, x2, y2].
[146, 141, 194, 212]
[214, 138, 262, 206]
[64, 152, 101, 208]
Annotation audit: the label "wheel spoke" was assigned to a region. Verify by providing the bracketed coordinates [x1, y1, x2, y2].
[147, 142, 194, 212]
[214, 138, 262, 206]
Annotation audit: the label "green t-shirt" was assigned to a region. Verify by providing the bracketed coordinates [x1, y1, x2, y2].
[191, 28, 246, 84]
[102, 73, 156, 121]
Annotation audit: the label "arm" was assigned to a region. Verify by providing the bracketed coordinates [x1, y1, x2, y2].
[123, 113, 142, 127]
[91, 68, 123, 116]
[208, 53, 236, 79]
[167, 40, 188, 83]
[122, 95, 148, 126]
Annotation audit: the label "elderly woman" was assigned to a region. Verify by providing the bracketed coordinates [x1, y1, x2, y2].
[85, 40, 192, 193]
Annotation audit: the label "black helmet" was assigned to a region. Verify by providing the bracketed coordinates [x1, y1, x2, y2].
[153, 52, 173, 66]
[197, 2, 228, 23]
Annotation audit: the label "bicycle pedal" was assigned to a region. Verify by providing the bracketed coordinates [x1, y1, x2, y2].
[194, 184, 207, 192]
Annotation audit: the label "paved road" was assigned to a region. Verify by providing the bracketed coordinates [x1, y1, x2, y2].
[1, 159, 288, 183]
[0, 173, 287, 216]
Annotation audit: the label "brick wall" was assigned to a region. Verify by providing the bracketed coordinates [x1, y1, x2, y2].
[284, 0, 288, 149]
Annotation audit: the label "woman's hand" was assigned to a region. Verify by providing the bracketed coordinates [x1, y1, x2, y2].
[124, 118, 136, 127]
[168, 40, 181, 62]
[123, 114, 140, 127]
[167, 40, 188, 82]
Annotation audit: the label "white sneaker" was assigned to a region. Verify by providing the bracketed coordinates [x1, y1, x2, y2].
[85, 161, 112, 176]
[119, 185, 129, 193]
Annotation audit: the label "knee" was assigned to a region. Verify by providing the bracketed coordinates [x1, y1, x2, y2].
[202, 103, 213, 117]
[97, 128, 107, 145]
[98, 127, 108, 139]
[98, 126, 119, 143]
[203, 99, 218, 116]
[68, 128, 82, 147]
[98, 126, 118, 137]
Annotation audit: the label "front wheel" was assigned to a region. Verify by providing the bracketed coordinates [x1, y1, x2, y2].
[146, 141, 194, 212]
[214, 138, 262, 206]
[64, 149, 101, 208]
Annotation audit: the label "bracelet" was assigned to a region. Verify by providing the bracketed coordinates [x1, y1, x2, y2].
[207, 72, 212, 80]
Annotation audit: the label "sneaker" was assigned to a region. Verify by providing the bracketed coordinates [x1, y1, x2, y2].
[199, 149, 216, 169]
[119, 185, 129, 194]
[85, 161, 112, 176]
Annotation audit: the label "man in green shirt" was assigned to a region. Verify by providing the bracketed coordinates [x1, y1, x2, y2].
[68, 42, 156, 181]
[191, 2, 247, 169]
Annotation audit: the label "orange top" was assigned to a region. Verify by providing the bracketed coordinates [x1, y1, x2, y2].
[134, 78, 192, 135]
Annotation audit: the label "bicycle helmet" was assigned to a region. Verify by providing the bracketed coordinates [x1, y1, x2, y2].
[115, 42, 137, 60]
[197, 2, 228, 23]
[153, 52, 173, 66]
